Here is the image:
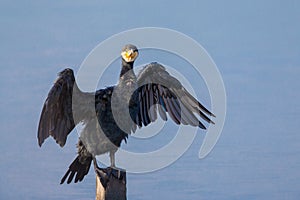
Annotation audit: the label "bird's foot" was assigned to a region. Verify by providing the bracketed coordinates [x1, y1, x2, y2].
[110, 165, 126, 179]
[107, 165, 126, 180]
[94, 166, 126, 188]
[93, 158, 125, 184]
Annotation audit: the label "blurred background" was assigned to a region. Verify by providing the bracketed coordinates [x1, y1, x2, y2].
[0, 0, 299, 199]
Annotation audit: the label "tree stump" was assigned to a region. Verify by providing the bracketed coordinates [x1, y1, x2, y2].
[95, 167, 126, 200]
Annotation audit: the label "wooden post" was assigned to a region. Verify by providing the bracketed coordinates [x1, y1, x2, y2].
[95, 167, 127, 200]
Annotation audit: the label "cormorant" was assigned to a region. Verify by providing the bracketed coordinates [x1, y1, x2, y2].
[37, 44, 215, 184]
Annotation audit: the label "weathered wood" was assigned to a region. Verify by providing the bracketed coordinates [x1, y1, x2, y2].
[95, 167, 126, 200]
[96, 176, 105, 200]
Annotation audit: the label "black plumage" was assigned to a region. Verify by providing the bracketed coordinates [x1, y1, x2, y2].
[37, 44, 215, 184]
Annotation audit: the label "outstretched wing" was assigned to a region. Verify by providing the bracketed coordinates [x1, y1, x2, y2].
[132, 62, 215, 129]
[37, 68, 92, 147]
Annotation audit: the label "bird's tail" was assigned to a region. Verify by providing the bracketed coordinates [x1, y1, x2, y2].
[60, 141, 93, 184]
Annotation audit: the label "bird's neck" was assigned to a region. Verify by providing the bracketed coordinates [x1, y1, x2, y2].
[120, 59, 134, 78]
[115, 59, 137, 117]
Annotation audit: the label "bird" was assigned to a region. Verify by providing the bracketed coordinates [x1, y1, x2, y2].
[37, 44, 215, 184]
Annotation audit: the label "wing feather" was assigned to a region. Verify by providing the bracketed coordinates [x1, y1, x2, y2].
[157, 96, 167, 121]
[148, 86, 157, 122]
[37, 68, 92, 147]
[165, 97, 180, 124]
[133, 62, 215, 130]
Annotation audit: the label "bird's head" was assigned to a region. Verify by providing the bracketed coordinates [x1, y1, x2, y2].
[121, 44, 139, 63]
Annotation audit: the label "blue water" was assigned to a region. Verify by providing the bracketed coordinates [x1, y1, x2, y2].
[1, 1, 300, 199]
